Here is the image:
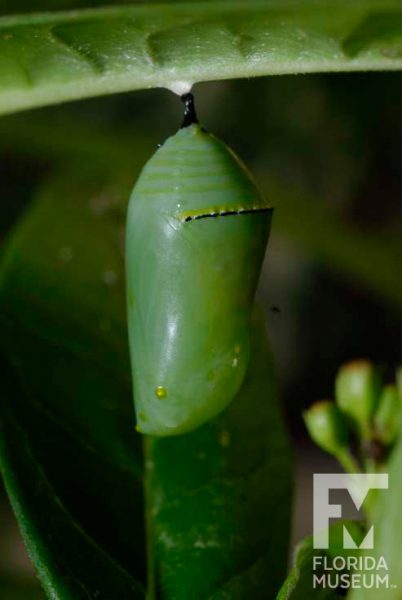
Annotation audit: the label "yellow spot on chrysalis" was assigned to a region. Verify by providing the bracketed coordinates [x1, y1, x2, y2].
[155, 386, 167, 399]
[135, 424, 142, 433]
[219, 430, 231, 447]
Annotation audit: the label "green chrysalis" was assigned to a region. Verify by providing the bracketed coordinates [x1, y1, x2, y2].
[126, 94, 272, 436]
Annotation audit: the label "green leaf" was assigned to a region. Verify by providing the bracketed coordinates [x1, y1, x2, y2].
[145, 306, 293, 599]
[0, 376, 145, 600]
[0, 166, 292, 598]
[0, 168, 146, 598]
[350, 437, 402, 600]
[277, 521, 364, 600]
[0, 0, 401, 116]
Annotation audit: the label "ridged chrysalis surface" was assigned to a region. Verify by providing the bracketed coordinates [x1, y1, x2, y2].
[126, 121, 272, 435]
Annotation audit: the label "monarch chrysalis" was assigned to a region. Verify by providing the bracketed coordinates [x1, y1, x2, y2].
[126, 94, 272, 436]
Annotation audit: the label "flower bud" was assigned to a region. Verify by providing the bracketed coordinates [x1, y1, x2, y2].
[374, 384, 401, 446]
[303, 400, 348, 455]
[335, 360, 380, 438]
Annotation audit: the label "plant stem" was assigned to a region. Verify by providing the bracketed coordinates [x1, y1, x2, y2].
[336, 449, 360, 474]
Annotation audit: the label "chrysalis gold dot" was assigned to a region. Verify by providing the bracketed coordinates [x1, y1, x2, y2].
[155, 386, 167, 399]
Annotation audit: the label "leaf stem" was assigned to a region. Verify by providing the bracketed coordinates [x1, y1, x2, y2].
[336, 449, 360, 474]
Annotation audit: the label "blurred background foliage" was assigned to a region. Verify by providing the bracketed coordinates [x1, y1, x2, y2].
[0, 4, 400, 593]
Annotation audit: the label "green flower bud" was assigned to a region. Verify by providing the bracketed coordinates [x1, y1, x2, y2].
[374, 384, 401, 446]
[303, 401, 348, 455]
[335, 360, 380, 439]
